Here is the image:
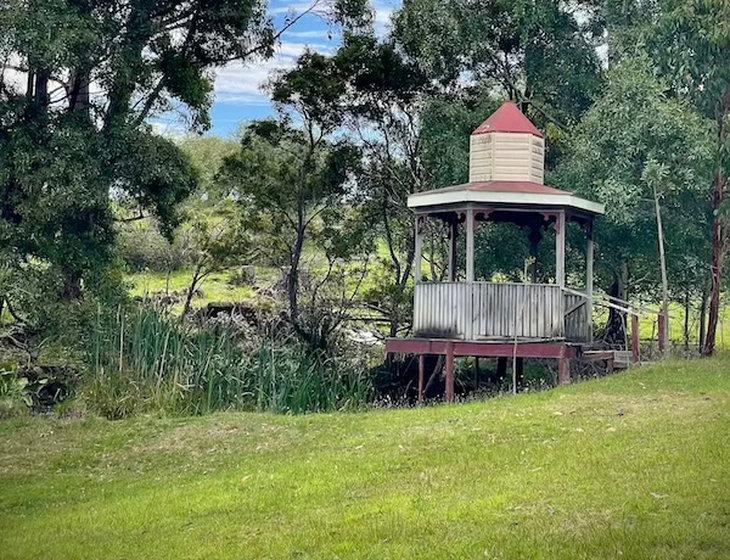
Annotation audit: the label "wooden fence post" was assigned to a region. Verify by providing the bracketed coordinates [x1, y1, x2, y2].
[558, 358, 570, 385]
[631, 314, 640, 363]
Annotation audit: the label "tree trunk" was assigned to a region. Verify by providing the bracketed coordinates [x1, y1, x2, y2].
[181, 264, 205, 319]
[683, 288, 690, 352]
[288, 225, 305, 324]
[653, 186, 670, 358]
[702, 92, 729, 356]
[69, 69, 91, 114]
[703, 172, 726, 356]
[60, 269, 83, 300]
[699, 286, 708, 352]
[604, 262, 628, 344]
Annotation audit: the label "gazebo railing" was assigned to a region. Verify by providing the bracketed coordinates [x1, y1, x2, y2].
[413, 281, 590, 342]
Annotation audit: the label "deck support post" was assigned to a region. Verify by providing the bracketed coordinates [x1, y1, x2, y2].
[555, 211, 566, 288]
[414, 215, 423, 284]
[515, 357, 524, 386]
[586, 220, 594, 342]
[466, 209, 475, 283]
[558, 357, 570, 385]
[631, 314, 640, 363]
[496, 357, 507, 381]
[418, 354, 425, 403]
[445, 342, 455, 403]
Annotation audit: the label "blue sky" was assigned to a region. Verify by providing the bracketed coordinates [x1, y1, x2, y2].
[152, 0, 401, 138]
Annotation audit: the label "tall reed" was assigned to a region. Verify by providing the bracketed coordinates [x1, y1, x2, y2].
[84, 304, 372, 418]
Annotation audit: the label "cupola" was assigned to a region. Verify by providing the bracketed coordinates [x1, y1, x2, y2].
[469, 101, 545, 184]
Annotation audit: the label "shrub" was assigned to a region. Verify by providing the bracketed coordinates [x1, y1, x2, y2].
[0, 369, 31, 419]
[117, 223, 189, 273]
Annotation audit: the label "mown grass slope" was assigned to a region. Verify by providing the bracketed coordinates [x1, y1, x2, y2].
[1, 359, 728, 559]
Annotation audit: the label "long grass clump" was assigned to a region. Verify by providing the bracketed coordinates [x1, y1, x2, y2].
[84, 305, 373, 418]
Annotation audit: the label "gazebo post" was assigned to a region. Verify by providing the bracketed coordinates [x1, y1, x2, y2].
[448, 216, 458, 281]
[414, 215, 423, 284]
[466, 209, 475, 282]
[555, 211, 566, 288]
[586, 219, 594, 342]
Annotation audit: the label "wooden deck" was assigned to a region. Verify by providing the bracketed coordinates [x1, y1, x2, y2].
[413, 281, 590, 343]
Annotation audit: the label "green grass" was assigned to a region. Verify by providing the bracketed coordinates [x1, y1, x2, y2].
[127, 269, 264, 310]
[1, 358, 729, 559]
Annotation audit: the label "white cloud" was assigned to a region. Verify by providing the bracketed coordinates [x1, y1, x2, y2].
[372, 0, 398, 34]
[213, 41, 334, 105]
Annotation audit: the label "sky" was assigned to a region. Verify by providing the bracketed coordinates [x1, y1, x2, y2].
[151, 0, 401, 139]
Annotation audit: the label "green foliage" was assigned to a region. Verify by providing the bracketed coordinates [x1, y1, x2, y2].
[0, 0, 274, 309]
[177, 136, 239, 203]
[393, 0, 602, 127]
[0, 369, 30, 418]
[117, 221, 190, 273]
[84, 305, 373, 417]
[557, 55, 712, 296]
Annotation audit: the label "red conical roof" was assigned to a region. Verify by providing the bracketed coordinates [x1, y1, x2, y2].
[472, 101, 543, 138]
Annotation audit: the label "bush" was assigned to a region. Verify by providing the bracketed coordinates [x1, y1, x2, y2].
[0, 369, 31, 419]
[117, 223, 189, 273]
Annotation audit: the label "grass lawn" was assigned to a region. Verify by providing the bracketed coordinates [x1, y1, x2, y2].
[127, 269, 266, 311]
[1, 359, 728, 559]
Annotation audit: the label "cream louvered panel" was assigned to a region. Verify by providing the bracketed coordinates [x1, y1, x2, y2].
[469, 132, 545, 184]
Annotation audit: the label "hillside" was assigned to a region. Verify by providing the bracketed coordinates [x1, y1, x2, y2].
[1, 360, 728, 560]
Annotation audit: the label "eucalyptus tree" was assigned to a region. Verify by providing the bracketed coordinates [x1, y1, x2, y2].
[392, 0, 602, 131]
[0, 0, 284, 304]
[643, 0, 730, 355]
[219, 62, 365, 349]
[558, 57, 711, 344]
[327, 32, 432, 337]
[585, 0, 729, 354]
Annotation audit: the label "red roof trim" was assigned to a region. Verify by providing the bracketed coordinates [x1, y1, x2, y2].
[466, 181, 569, 194]
[472, 101, 544, 138]
[428, 181, 571, 195]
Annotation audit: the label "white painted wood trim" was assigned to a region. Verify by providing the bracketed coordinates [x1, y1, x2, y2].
[408, 190, 605, 215]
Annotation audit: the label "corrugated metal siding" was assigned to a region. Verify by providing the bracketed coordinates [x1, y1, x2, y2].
[564, 292, 591, 342]
[414, 282, 572, 340]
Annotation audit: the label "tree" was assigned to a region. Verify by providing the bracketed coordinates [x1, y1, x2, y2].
[179, 208, 251, 318]
[218, 117, 366, 350]
[329, 33, 431, 337]
[0, 0, 285, 305]
[558, 56, 711, 345]
[392, 0, 602, 130]
[585, 0, 729, 354]
[644, 0, 730, 355]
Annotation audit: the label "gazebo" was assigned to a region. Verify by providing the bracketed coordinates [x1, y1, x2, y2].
[385, 101, 605, 401]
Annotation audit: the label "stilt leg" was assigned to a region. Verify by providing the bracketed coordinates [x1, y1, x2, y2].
[558, 357, 570, 385]
[418, 354, 425, 403]
[445, 342, 455, 403]
[496, 357, 507, 381]
[515, 357, 524, 386]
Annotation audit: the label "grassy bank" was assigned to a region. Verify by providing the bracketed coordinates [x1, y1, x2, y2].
[1, 358, 728, 559]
